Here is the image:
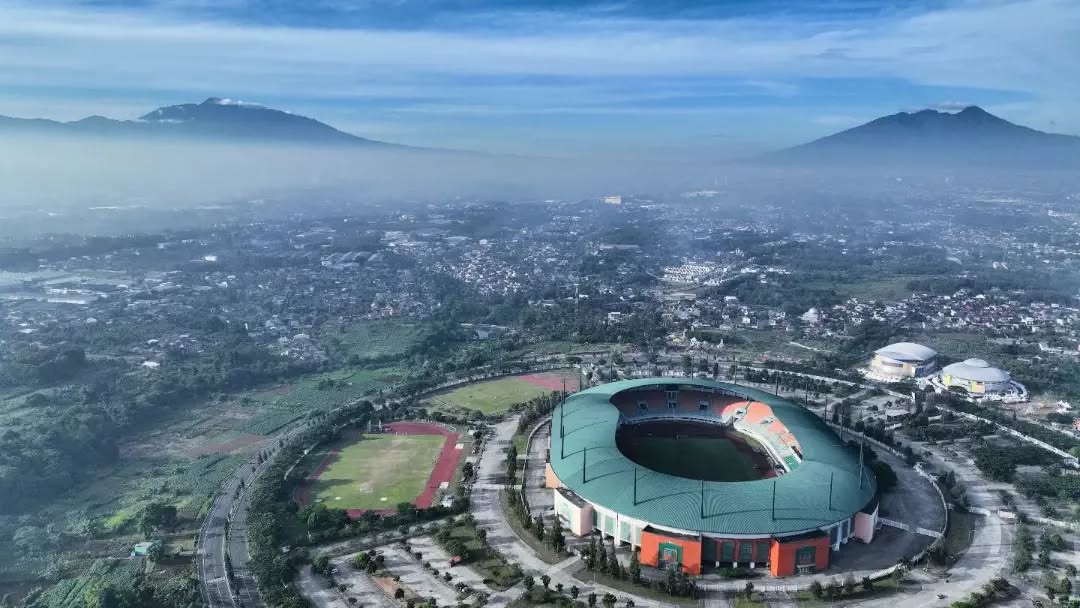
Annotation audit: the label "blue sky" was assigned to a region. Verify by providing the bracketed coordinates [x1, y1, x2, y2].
[0, 0, 1077, 157]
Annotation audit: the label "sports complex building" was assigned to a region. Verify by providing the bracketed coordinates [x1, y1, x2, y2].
[865, 342, 938, 382]
[930, 358, 1028, 403]
[543, 378, 879, 577]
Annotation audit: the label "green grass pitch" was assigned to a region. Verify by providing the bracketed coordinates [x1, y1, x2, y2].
[425, 376, 554, 414]
[308, 433, 445, 510]
[619, 436, 764, 482]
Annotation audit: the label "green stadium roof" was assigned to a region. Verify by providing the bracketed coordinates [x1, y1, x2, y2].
[549, 378, 876, 536]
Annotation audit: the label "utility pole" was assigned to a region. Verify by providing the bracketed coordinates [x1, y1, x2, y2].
[828, 472, 834, 510]
[582, 447, 588, 484]
[858, 441, 865, 489]
[560, 411, 565, 459]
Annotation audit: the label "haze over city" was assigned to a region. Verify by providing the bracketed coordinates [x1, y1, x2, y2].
[1, 3, 1080, 608]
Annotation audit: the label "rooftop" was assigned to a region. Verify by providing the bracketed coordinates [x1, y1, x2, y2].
[550, 378, 877, 536]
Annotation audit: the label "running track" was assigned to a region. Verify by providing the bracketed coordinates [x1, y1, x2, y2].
[297, 421, 463, 518]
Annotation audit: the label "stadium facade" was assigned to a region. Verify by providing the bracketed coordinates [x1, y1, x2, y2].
[544, 378, 879, 577]
[930, 358, 1028, 403]
[866, 342, 938, 382]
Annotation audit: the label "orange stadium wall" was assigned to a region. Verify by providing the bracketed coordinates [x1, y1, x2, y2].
[639, 530, 703, 575]
[544, 463, 561, 489]
[769, 534, 830, 577]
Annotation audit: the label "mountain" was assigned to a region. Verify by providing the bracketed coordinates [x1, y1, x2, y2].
[0, 97, 395, 147]
[770, 106, 1080, 167]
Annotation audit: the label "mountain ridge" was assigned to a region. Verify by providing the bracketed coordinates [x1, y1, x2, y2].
[0, 97, 399, 147]
[769, 105, 1080, 167]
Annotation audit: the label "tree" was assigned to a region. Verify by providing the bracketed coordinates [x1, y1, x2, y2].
[843, 576, 856, 595]
[570, 586, 580, 599]
[535, 516, 546, 542]
[629, 550, 642, 583]
[869, 461, 898, 492]
[550, 517, 566, 552]
[824, 580, 838, 600]
[743, 582, 754, 600]
[524, 576, 535, 592]
[810, 580, 824, 599]
[588, 593, 598, 608]
[395, 588, 406, 600]
[139, 502, 178, 538]
[541, 574, 551, 589]
[146, 541, 165, 564]
[602, 593, 617, 608]
[862, 577, 874, 592]
[556, 583, 564, 595]
[84, 583, 128, 608]
[313, 555, 331, 575]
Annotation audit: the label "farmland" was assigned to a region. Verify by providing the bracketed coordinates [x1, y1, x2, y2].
[321, 318, 426, 363]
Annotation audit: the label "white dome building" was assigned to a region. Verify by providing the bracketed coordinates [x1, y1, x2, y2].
[867, 342, 938, 381]
[933, 358, 1027, 402]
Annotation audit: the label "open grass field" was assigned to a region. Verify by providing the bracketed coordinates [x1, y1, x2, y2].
[303, 432, 446, 511]
[425, 370, 578, 414]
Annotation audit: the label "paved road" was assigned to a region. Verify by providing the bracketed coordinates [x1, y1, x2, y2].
[229, 476, 264, 608]
[198, 480, 237, 608]
[198, 451, 272, 608]
[470, 416, 681, 608]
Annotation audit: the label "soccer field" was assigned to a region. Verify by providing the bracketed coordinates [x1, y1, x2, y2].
[618, 435, 766, 482]
[307, 433, 446, 510]
[426, 376, 555, 413]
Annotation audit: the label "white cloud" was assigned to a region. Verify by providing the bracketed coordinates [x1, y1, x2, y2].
[0, 0, 1076, 149]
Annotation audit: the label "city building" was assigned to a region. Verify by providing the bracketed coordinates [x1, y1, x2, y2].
[544, 378, 879, 577]
[865, 342, 938, 382]
[930, 358, 1028, 403]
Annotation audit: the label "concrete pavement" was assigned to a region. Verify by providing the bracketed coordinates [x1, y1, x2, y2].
[470, 416, 682, 608]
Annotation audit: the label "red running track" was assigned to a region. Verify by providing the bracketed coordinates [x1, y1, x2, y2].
[519, 372, 578, 391]
[296, 421, 464, 519]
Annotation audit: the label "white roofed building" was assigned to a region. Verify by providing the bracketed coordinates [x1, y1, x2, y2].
[930, 358, 1028, 403]
[865, 342, 938, 382]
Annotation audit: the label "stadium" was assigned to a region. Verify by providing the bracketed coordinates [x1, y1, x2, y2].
[865, 342, 938, 382]
[930, 358, 1028, 403]
[543, 378, 879, 577]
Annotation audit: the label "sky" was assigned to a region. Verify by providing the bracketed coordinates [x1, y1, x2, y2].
[0, 0, 1078, 158]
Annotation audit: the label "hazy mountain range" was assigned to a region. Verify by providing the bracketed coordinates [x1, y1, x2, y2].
[770, 106, 1080, 167]
[2, 98, 1078, 167]
[0, 97, 397, 147]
